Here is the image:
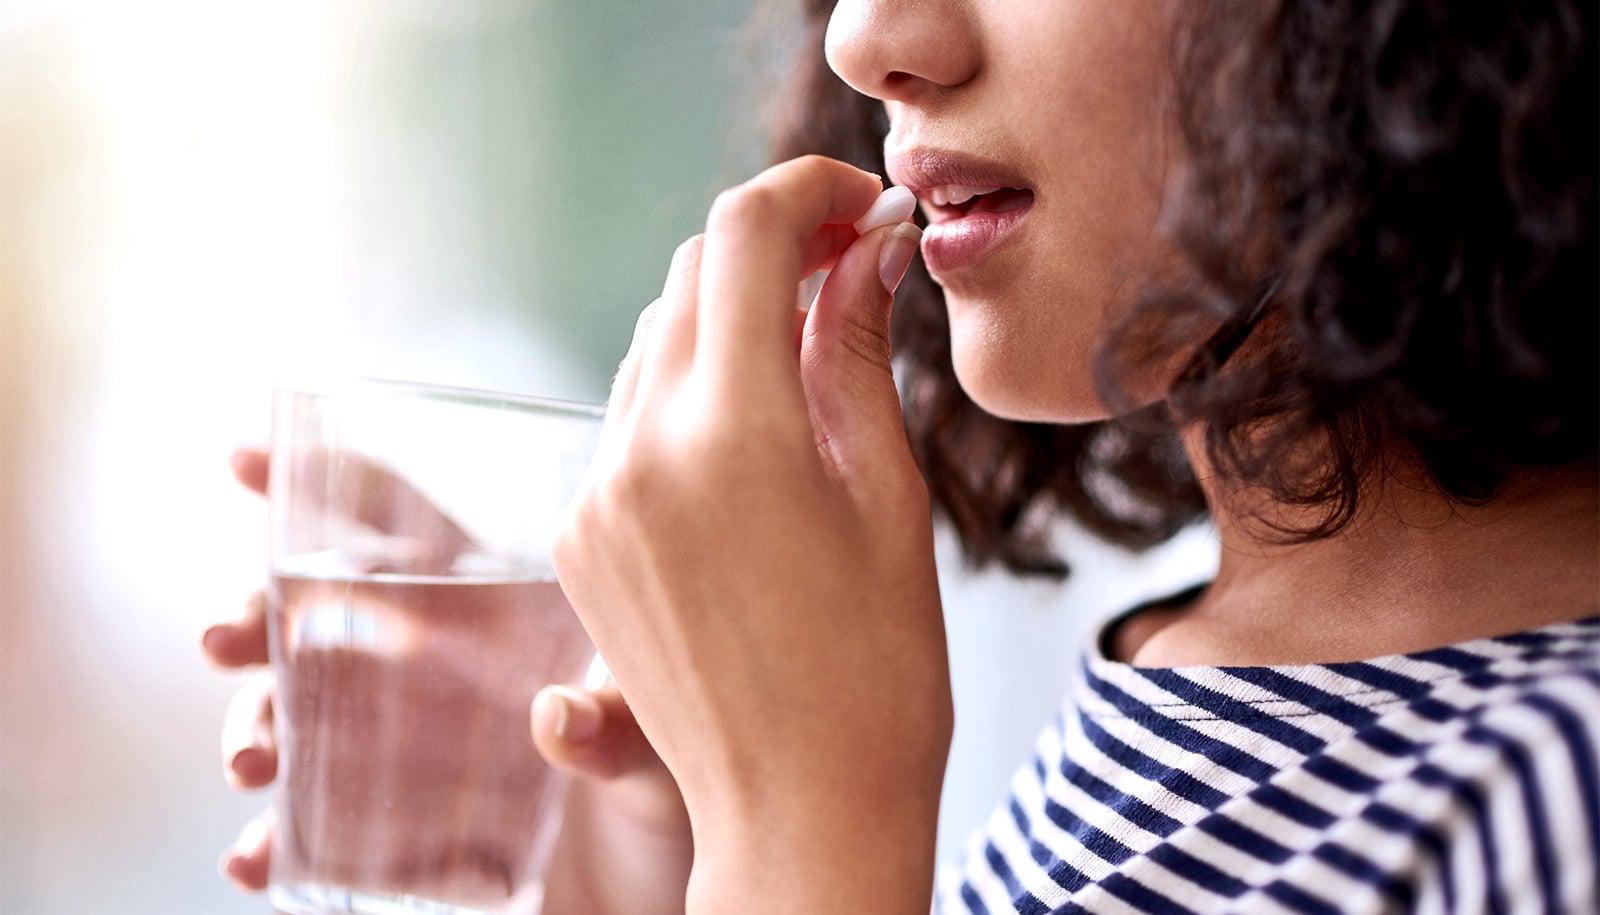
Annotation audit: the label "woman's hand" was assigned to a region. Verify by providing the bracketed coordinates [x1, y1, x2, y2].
[552, 156, 951, 915]
[203, 448, 693, 915]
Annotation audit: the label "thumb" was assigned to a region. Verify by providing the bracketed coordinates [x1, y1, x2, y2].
[531, 683, 686, 830]
[531, 683, 671, 784]
[800, 218, 923, 477]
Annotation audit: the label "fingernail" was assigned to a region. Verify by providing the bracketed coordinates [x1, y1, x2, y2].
[217, 849, 239, 883]
[201, 625, 227, 655]
[230, 746, 270, 784]
[853, 186, 917, 234]
[878, 223, 923, 294]
[220, 848, 256, 889]
[541, 686, 602, 744]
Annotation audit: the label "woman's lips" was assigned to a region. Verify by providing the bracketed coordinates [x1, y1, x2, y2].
[919, 192, 1034, 274]
[886, 148, 1036, 275]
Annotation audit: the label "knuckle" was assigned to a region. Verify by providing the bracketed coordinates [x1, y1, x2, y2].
[790, 153, 833, 179]
[709, 184, 781, 232]
[632, 298, 662, 339]
[670, 233, 705, 269]
[706, 189, 741, 229]
[780, 153, 871, 193]
[837, 311, 893, 369]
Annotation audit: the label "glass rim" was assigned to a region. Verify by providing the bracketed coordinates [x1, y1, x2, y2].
[273, 376, 606, 420]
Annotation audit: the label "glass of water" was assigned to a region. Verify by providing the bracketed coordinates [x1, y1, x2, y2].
[266, 379, 602, 915]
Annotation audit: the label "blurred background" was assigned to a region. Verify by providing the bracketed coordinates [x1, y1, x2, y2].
[0, 1, 1216, 911]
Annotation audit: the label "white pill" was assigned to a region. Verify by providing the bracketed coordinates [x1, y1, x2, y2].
[853, 186, 917, 234]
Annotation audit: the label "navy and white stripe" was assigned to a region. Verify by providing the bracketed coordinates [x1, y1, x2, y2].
[936, 609, 1600, 914]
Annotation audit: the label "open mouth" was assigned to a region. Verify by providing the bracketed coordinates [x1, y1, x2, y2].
[920, 185, 1036, 224]
[888, 148, 1038, 273]
[914, 183, 1037, 274]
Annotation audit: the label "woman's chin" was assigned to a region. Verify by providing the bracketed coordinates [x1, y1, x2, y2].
[948, 331, 1108, 425]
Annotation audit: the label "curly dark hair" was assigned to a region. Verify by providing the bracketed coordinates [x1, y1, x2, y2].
[765, 0, 1597, 577]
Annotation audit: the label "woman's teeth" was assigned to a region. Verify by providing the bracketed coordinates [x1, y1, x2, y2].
[926, 184, 1004, 207]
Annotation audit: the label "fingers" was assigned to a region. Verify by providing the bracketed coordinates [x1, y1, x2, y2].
[604, 298, 663, 438]
[633, 234, 704, 402]
[531, 683, 685, 827]
[222, 672, 277, 790]
[332, 454, 473, 565]
[601, 234, 704, 436]
[202, 590, 271, 669]
[622, 227, 847, 416]
[208, 592, 277, 788]
[233, 444, 473, 571]
[231, 447, 269, 496]
[218, 809, 273, 892]
[697, 156, 884, 376]
[284, 450, 472, 571]
[799, 221, 924, 483]
[532, 683, 668, 780]
[800, 224, 866, 275]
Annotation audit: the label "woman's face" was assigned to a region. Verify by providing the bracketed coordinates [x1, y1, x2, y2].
[826, 0, 1180, 422]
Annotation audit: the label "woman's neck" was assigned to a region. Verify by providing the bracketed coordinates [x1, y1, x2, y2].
[1116, 426, 1600, 667]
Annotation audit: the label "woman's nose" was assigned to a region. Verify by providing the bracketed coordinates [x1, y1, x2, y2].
[825, 0, 981, 103]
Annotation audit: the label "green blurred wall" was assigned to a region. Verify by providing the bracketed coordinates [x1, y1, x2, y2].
[344, 1, 770, 400]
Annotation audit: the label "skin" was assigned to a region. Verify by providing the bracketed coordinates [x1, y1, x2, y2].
[206, 0, 1600, 912]
[827, 0, 1183, 421]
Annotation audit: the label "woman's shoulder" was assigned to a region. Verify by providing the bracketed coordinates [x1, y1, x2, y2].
[937, 615, 1598, 914]
[1282, 616, 1600, 911]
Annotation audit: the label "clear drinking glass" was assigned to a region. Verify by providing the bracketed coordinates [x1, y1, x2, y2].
[266, 379, 603, 915]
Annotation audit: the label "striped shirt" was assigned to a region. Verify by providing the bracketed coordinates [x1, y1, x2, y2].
[936, 597, 1600, 914]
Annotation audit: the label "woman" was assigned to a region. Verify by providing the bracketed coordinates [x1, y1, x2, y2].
[204, 0, 1598, 911]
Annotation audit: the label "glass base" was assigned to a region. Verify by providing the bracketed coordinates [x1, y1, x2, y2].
[269, 882, 544, 915]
